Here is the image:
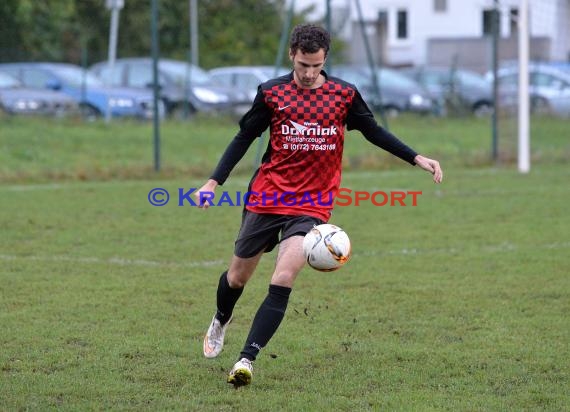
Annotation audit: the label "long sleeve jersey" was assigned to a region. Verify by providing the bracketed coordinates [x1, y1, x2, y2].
[210, 70, 418, 221]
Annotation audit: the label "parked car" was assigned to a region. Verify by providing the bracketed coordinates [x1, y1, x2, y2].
[90, 58, 250, 118]
[400, 66, 493, 116]
[0, 71, 77, 116]
[543, 61, 570, 74]
[487, 64, 570, 116]
[209, 66, 290, 102]
[0, 62, 164, 120]
[499, 60, 570, 74]
[330, 65, 434, 116]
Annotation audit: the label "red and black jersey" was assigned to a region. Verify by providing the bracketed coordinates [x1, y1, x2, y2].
[211, 71, 417, 221]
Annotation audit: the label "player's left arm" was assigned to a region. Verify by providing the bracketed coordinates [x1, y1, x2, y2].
[346, 90, 416, 163]
[346, 89, 443, 183]
[413, 154, 443, 183]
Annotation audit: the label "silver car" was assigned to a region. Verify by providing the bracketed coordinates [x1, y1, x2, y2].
[488, 64, 570, 116]
[0, 71, 77, 116]
[209, 66, 290, 102]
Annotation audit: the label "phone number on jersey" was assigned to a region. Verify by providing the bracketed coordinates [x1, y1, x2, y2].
[283, 143, 336, 151]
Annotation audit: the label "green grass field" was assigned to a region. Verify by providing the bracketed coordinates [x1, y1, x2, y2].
[1, 115, 569, 411]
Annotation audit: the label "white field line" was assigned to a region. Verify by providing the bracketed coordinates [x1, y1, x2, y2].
[1, 241, 568, 269]
[353, 241, 570, 258]
[1, 182, 144, 192]
[0, 254, 224, 269]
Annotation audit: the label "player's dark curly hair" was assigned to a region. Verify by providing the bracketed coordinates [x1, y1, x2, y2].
[289, 24, 331, 57]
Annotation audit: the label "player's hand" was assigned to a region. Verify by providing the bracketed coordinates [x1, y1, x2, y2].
[194, 179, 218, 209]
[414, 155, 443, 183]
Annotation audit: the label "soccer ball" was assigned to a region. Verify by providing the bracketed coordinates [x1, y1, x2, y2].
[303, 224, 351, 272]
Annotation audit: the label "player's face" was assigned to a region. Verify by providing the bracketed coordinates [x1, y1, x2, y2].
[290, 49, 326, 89]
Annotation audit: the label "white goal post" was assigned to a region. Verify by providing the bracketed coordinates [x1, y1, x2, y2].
[518, 0, 530, 173]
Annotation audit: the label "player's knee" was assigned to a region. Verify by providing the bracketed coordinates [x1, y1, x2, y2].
[227, 271, 249, 288]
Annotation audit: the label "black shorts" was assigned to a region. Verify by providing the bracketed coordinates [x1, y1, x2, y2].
[234, 211, 324, 258]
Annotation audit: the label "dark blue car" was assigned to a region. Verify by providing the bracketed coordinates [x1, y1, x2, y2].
[0, 62, 164, 120]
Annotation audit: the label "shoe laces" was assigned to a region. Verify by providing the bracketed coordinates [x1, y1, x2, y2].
[239, 358, 253, 370]
[209, 319, 224, 343]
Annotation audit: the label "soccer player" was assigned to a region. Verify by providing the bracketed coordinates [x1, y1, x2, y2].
[196, 23, 443, 387]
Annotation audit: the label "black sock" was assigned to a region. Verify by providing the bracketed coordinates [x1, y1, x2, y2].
[240, 284, 292, 361]
[215, 271, 244, 325]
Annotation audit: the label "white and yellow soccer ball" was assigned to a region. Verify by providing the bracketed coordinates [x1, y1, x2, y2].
[302, 224, 351, 272]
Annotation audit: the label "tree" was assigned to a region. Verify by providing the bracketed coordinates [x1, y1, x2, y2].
[0, 0, 80, 63]
[0, 0, 25, 61]
[109, 0, 294, 68]
[1, 0, 328, 69]
[197, 0, 288, 68]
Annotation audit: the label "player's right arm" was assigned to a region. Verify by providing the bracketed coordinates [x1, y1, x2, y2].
[194, 179, 218, 209]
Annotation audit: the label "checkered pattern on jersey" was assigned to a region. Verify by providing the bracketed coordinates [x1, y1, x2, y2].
[248, 78, 357, 219]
